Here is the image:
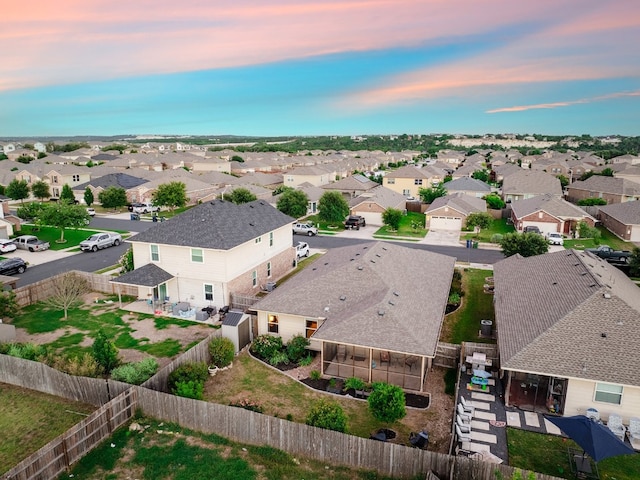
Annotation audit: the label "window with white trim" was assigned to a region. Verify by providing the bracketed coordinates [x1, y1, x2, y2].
[414, 179, 423, 185]
[150, 244, 159, 262]
[204, 284, 214, 302]
[72, 175, 80, 182]
[594, 383, 623, 405]
[252, 270, 257, 287]
[269, 232, 273, 247]
[267, 262, 272, 278]
[191, 248, 203, 263]
[268, 314, 279, 333]
[387, 178, 395, 184]
[255, 236, 262, 244]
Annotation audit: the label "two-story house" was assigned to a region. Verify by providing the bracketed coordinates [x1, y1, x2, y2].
[46, 165, 91, 198]
[383, 165, 444, 199]
[111, 200, 296, 312]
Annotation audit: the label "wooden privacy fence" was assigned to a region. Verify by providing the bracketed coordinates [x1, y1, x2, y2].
[462, 342, 499, 370]
[231, 293, 261, 311]
[12, 270, 137, 307]
[433, 342, 461, 369]
[0, 354, 131, 406]
[2, 389, 137, 480]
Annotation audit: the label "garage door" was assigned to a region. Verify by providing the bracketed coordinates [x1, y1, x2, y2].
[430, 216, 462, 230]
[630, 226, 640, 242]
[355, 211, 383, 226]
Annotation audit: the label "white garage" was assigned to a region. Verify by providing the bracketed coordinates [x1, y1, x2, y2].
[429, 216, 462, 230]
[353, 211, 383, 227]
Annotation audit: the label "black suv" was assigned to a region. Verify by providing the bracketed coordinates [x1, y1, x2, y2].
[523, 226, 542, 235]
[0, 258, 27, 275]
[344, 215, 366, 230]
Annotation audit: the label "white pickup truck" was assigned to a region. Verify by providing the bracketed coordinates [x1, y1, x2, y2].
[132, 203, 160, 214]
[13, 235, 50, 252]
[79, 232, 122, 252]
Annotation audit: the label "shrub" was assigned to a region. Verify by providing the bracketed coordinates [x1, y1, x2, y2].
[305, 399, 347, 433]
[490, 233, 504, 243]
[310, 369, 321, 380]
[167, 362, 208, 393]
[0, 290, 19, 318]
[344, 377, 366, 391]
[367, 382, 406, 422]
[286, 335, 310, 363]
[209, 337, 235, 368]
[92, 330, 120, 374]
[111, 358, 159, 385]
[174, 380, 204, 400]
[52, 353, 101, 377]
[251, 334, 283, 359]
[577, 198, 607, 206]
[298, 354, 314, 367]
[448, 293, 461, 305]
[3, 342, 46, 361]
[269, 351, 290, 366]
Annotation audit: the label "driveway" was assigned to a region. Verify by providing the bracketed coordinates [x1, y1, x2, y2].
[332, 225, 379, 239]
[422, 229, 461, 246]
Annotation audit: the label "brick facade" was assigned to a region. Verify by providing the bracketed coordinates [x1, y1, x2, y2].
[227, 247, 296, 296]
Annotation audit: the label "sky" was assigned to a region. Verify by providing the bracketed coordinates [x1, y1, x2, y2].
[1, 0, 639, 138]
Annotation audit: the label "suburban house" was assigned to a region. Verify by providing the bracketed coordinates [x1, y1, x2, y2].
[348, 185, 408, 226]
[111, 200, 296, 314]
[510, 194, 596, 236]
[46, 166, 92, 198]
[383, 165, 444, 199]
[425, 193, 486, 230]
[0, 195, 20, 237]
[73, 173, 149, 204]
[494, 250, 640, 423]
[270, 182, 326, 216]
[321, 174, 379, 199]
[501, 170, 563, 203]
[252, 242, 456, 392]
[284, 166, 333, 188]
[597, 201, 640, 242]
[566, 176, 640, 204]
[444, 177, 492, 198]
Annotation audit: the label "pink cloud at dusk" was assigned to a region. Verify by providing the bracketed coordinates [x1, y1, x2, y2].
[487, 91, 640, 113]
[0, 0, 602, 91]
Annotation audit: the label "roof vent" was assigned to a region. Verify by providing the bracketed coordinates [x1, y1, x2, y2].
[616, 319, 624, 326]
[382, 247, 387, 251]
[552, 281, 558, 285]
[249, 205, 254, 208]
[603, 293, 611, 299]
[249, 222, 255, 226]
[259, 201, 265, 205]
[589, 283, 597, 287]
[393, 291, 399, 297]
[356, 253, 360, 256]
[350, 258, 355, 261]
[376, 254, 381, 258]
[378, 309, 385, 316]
[312, 267, 317, 271]
[388, 300, 395, 306]
[324, 262, 329, 266]
[601, 333, 607, 338]
[363, 246, 368, 249]
[357, 266, 363, 271]
[340, 295, 346, 301]
[580, 272, 588, 276]
[370, 260, 376, 264]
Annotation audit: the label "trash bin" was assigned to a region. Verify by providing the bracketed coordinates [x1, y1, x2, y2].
[152, 214, 158, 223]
[473, 241, 479, 249]
[130, 213, 140, 221]
[466, 239, 472, 248]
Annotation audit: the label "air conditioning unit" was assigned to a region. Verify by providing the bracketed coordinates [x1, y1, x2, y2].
[266, 282, 277, 292]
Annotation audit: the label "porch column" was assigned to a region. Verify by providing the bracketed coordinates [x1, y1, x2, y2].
[505, 370, 513, 407]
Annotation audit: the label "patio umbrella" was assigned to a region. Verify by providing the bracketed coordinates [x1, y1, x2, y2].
[472, 369, 492, 379]
[545, 415, 636, 462]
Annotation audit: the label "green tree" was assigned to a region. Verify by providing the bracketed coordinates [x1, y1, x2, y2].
[38, 202, 90, 243]
[483, 194, 505, 209]
[231, 155, 244, 163]
[382, 208, 403, 230]
[577, 198, 607, 206]
[84, 187, 94, 207]
[0, 290, 19, 318]
[227, 188, 257, 204]
[367, 382, 406, 422]
[578, 221, 601, 242]
[318, 191, 350, 226]
[556, 175, 569, 189]
[48, 272, 89, 319]
[31, 180, 50, 201]
[152, 181, 187, 211]
[499, 232, 549, 257]
[208, 337, 235, 368]
[16, 202, 44, 221]
[16, 154, 33, 164]
[305, 399, 348, 433]
[471, 170, 489, 182]
[60, 184, 75, 203]
[272, 185, 293, 196]
[6, 179, 30, 203]
[629, 247, 640, 277]
[92, 330, 120, 374]
[276, 189, 309, 218]
[98, 186, 128, 210]
[600, 167, 614, 176]
[119, 247, 134, 273]
[465, 212, 493, 233]
[418, 184, 447, 203]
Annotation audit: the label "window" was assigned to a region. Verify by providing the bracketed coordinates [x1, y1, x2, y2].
[255, 237, 262, 244]
[305, 319, 318, 338]
[387, 178, 395, 185]
[269, 232, 273, 247]
[402, 189, 411, 196]
[267, 262, 272, 278]
[414, 179, 423, 185]
[252, 270, 257, 287]
[52, 175, 58, 184]
[204, 284, 214, 301]
[150, 244, 159, 262]
[72, 174, 80, 182]
[594, 383, 623, 405]
[191, 248, 203, 263]
[268, 314, 279, 333]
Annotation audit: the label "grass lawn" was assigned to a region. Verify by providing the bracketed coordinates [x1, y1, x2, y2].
[304, 214, 346, 232]
[461, 218, 515, 243]
[440, 268, 495, 344]
[0, 383, 95, 474]
[564, 226, 636, 251]
[507, 428, 640, 480]
[374, 212, 427, 238]
[16, 224, 104, 250]
[67, 417, 418, 480]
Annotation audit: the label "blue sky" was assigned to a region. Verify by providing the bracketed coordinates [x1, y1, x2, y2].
[2, 0, 639, 137]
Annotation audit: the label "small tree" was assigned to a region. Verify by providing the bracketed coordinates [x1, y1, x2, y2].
[286, 335, 310, 364]
[465, 212, 493, 234]
[6, 179, 30, 204]
[31, 180, 50, 201]
[382, 208, 403, 231]
[119, 247, 134, 273]
[84, 187, 94, 207]
[578, 221, 601, 242]
[305, 399, 348, 433]
[418, 184, 447, 203]
[231, 155, 244, 163]
[600, 167, 614, 177]
[577, 198, 607, 206]
[48, 272, 89, 319]
[38, 202, 90, 243]
[227, 188, 257, 204]
[318, 191, 350, 226]
[152, 181, 187, 211]
[16, 202, 44, 222]
[499, 232, 549, 258]
[629, 247, 640, 277]
[0, 290, 19, 318]
[277, 189, 309, 218]
[556, 175, 569, 189]
[98, 186, 128, 210]
[483, 194, 505, 210]
[471, 170, 489, 182]
[367, 382, 406, 422]
[272, 185, 293, 196]
[92, 330, 120, 374]
[60, 184, 75, 203]
[208, 337, 235, 368]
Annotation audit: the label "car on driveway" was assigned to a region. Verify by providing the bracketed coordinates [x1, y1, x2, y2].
[293, 222, 318, 236]
[0, 257, 27, 275]
[132, 203, 160, 214]
[296, 241, 310, 258]
[546, 232, 564, 245]
[344, 215, 366, 230]
[13, 235, 50, 252]
[86, 207, 96, 216]
[79, 232, 123, 252]
[0, 239, 17, 254]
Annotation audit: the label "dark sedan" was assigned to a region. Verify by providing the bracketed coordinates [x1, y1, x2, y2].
[0, 257, 28, 275]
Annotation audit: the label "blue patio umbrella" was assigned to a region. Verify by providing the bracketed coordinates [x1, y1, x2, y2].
[545, 415, 636, 462]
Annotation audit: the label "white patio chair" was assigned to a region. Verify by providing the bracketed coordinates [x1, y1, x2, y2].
[607, 413, 626, 441]
[456, 424, 472, 442]
[627, 417, 640, 449]
[457, 403, 472, 422]
[460, 396, 475, 415]
[585, 407, 600, 422]
[457, 415, 471, 433]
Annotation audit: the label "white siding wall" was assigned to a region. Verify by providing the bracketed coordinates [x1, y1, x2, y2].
[225, 224, 292, 279]
[564, 378, 640, 423]
[256, 310, 325, 350]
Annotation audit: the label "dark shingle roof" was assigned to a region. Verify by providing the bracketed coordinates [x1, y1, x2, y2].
[444, 177, 491, 193]
[597, 200, 640, 225]
[222, 311, 246, 327]
[73, 173, 148, 191]
[128, 199, 295, 250]
[111, 263, 174, 287]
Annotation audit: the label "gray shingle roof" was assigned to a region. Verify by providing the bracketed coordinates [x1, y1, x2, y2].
[426, 193, 486, 215]
[222, 311, 246, 327]
[73, 173, 148, 191]
[128, 199, 295, 250]
[494, 250, 640, 386]
[569, 176, 640, 196]
[349, 185, 407, 210]
[445, 177, 491, 193]
[502, 170, 562, 196]
[253, 242, 456, 356]
[597, 200, 640, 225]
[510, 194, 595, 220]
[111, 263, 174, 287]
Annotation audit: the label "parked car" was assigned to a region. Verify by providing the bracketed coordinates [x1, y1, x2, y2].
[79, 232, 123, 252]
[0, 257, 27, 275]
[296, 241, 310, 258]
[0, 239, 17, 254]
[523, 226, 542, 235]
[13, 235, 50, 252]
[86, 207, 96, 216]
[132, 203, 160, 214]
[292, 222, 318, 236]
[586, 245, 632, 264]
[546, 232, 564, 245]
[344, 215, 366, 230]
